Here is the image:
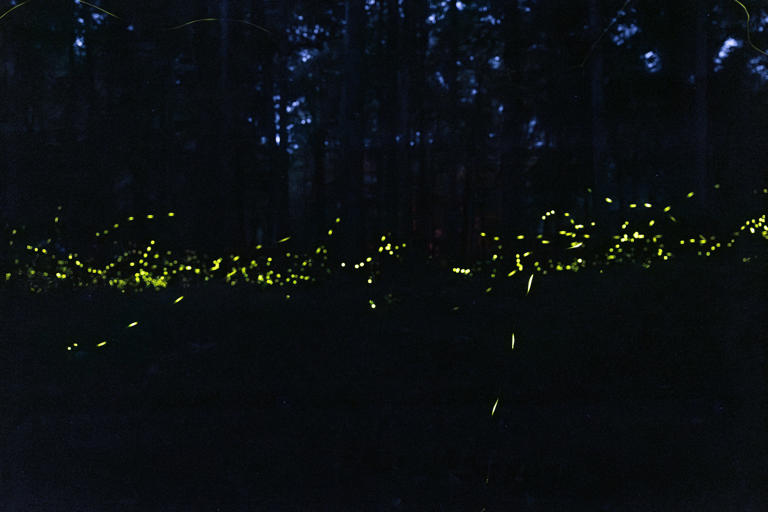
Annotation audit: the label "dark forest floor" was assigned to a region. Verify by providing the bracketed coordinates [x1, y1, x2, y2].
[1, 254, 766, 511]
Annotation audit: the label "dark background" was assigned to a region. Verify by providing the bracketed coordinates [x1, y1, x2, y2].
[1, 1, 767, 510]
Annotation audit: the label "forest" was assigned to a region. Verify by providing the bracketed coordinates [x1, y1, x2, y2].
[0, 0, 767, 510]
[0, 0, 765, 258]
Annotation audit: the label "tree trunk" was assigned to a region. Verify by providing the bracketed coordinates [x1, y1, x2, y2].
[694, 0, 710, 206]
[380, 0, 400, 237]
[341, 0, 366, 257]
[311, 127, 327, 239]
[588, 0, 611, 229]
[500, 2, 528, 239]
[0, 17, 19, 224]
[408, 0, 430, 251]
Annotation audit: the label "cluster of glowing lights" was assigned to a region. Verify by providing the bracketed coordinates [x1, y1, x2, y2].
[2, 185, 766, 363]
[6, 197, 765, 298]
[4, 212, 404, 295]
[465, 187, 767, 282]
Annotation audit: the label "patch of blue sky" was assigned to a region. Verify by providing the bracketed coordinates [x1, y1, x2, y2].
[527, 117, 545, 149]
[73, 35, 86, 58]
[714, 37, 741, 72]
[612, 23, 638, 46]
[435, 71, 447, 88]
[643, 50, 661, 73]
[756, 12, 768, 32]
[286, 98, 304, 114]
[749, 56, 768, 81]
[298, 48, 314, 63]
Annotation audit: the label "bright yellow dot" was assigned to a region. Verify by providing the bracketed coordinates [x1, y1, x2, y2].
[174, 296, 184, 304]
[97, 341, 107, 347]
[605, 197, 613, 203]
[168, 212, 175, 217]
[686, 192, 694, 198]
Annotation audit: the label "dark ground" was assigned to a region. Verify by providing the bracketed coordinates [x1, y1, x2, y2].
[1, 254, 766, 511]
